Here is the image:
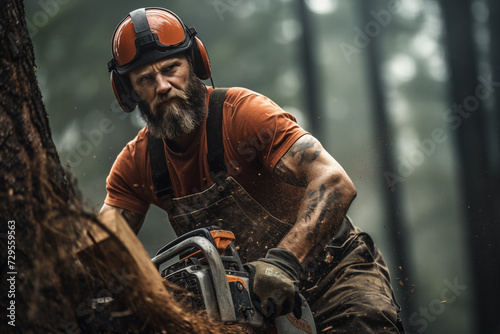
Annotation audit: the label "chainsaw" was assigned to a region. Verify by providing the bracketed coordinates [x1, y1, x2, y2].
[151, 227, 317, 334]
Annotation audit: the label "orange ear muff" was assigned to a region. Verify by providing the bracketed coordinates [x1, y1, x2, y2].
[191, 36, 211, 80]
[110, 71, 137, 113]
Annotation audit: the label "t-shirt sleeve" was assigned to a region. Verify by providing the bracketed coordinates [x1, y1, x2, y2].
[104, 144, 151, 215]
[225, 90, 309, 172]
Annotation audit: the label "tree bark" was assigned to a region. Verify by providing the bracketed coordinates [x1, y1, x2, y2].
[0, 1, 243, 333]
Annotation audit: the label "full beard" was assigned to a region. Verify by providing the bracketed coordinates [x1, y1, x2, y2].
[138, 69, 207, 140]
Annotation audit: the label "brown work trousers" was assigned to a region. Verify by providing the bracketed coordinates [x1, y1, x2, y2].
[302, 217, 404, 333]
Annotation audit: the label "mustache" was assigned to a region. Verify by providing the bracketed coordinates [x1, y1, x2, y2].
[151, 89, 190, 111]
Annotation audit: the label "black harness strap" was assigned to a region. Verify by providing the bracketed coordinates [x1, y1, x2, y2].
[148, 88, 229, 202]
[206, 88, 229, 175]
[148, 135, 173, 199]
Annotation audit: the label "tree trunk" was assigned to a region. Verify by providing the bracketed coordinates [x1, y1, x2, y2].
[0, 1, 242, 333]
[355, 0, 415, 322]
[440, 0, 500, 332]
[488, 0, 500, 242]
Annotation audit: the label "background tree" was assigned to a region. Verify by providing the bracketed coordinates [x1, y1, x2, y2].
[440, 0, 500, 332]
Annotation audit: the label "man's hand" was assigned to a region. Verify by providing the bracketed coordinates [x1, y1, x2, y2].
[244, 248, 304, 319]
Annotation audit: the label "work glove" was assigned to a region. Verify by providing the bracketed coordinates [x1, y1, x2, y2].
[244, 248, 304, 319]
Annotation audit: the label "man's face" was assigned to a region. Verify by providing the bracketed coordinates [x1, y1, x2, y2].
[129, 54, 207, 139]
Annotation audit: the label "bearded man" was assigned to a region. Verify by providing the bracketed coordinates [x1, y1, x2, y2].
[101, 7, 405, 333]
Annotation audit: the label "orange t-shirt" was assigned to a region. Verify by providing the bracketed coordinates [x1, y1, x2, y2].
[105, 87, 308, 223]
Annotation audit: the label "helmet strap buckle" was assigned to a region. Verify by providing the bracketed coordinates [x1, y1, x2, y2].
[136, 33, 156, 47]
[187, 26, 198, 37]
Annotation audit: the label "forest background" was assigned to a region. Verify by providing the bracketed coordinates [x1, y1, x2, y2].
[23, 0, 499, 333]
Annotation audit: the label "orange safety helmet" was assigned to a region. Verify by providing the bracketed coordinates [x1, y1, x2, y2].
[107, 8, 211, 113]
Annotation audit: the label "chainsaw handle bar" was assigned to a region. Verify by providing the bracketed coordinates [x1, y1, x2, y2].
[154, 228, 216, 257]
[151, 236, 237, 322]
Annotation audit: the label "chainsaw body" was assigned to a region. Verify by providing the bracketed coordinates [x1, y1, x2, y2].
[151, 227, 317, 334]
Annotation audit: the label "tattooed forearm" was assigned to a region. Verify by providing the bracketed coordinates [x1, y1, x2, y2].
[316, 187, 338, 224]
[311, 187, 343, 243]
[275, 135, 357, 265]
[282, 180, 351, 264]
[299, 185, 343, 244]
[298, 189, 320, 223]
